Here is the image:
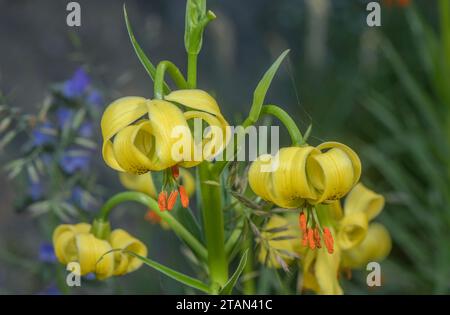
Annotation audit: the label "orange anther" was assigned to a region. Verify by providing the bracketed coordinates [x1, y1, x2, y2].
[167, 190, 179, 211]
[299, 212, 307, 232]
[158, 191, 167, 211]
[179, 185, 189, 208]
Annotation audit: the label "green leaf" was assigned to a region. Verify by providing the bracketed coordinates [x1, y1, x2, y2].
[124, 251, 210, 294]
[219, 249, 248, 295]
[248, 50, 290, 123]
[123, 4, 170, 94]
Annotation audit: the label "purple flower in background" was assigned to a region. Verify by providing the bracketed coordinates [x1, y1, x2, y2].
[87, 90, 103, 107]
[78, 122, 94, 138]
[84, 273, 96, 281]
[59, 148, 91, 174]
[32, 122, 57, 147]
[56, 107, 74, 128]
[39, 242, 57, 263]
[62, 68, 91, 98]
[28, 180, 44, 201]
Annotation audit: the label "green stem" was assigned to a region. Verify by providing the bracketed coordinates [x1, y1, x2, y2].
[154, 61, 188, 99]
[96, 191, 207, 261]
[187, 53, 198, 88]
[261, 105, 304, 146]
[198, 162, 229, 287]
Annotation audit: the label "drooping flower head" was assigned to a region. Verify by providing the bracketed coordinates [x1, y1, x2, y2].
[249, 141, 361, 256]
[101, 89, 229, 211]
[53, 223, 147, 280]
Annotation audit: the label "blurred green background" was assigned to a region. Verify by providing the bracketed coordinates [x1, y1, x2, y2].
[0, 0, 449, 294]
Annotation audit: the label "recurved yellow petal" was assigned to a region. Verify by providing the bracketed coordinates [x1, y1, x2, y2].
[147, 99, 194, 169]
[166, 89, 231, 164]
[341, 223, 391, 269]
[307, 142, 361, 204]
[344, 183, 385, 221]
[101, 97, 148, 172]
[165, 89, 223, 118]
[337, 211, 368, 250]
[75, 233, 114, 279]
[109, 229, 148, 275]
[53, 223, 91, 264]
[273, 147, 320, 207]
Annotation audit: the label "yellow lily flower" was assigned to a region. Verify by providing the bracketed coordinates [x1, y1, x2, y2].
[101, 89, 230, 174]
[248, 142, 361, 208]
[257, 215, 302, 268]
[53, 223, 147, 280]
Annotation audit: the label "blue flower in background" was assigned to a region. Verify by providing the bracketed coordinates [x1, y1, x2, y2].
[56, 107, 74, 128]
[32, 122, 57, 147]
[28, 180, 44, 201]
[84, 273, 96, 281]
[62, 68, 91, 98]
[59, 148, 91, 174]
[39, 242, 57, 263]
[87, 90, 103, 107]
[78, 122, 94, 138]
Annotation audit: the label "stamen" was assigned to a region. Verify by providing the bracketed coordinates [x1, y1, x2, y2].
[308, 228, 316, 250]
[299, 211, 307, 232]
[302, 229, 308, 247]
[158, 191, 167, 211]
[314, 228, 322, 248]
[179, 185, 189, 208]
[323, 227, 334, 254]
[167, 190, 179, 211]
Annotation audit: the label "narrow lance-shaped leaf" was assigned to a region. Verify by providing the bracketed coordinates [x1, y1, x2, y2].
[123, 4, 170, 94]
[247, 49, 290, 124]
[124, 251, 210, 294]
[219, 249, 248, 295]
